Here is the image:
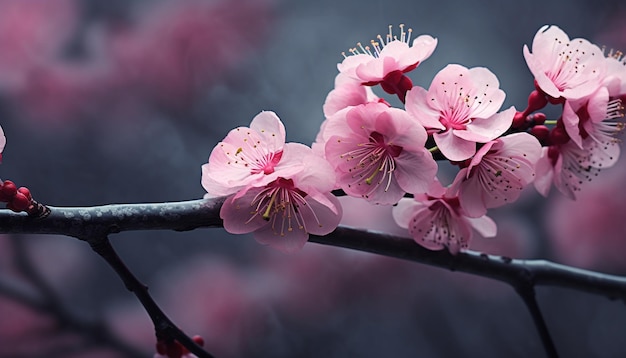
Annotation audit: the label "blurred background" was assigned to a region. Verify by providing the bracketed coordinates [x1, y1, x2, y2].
[1, 0, 626, 357]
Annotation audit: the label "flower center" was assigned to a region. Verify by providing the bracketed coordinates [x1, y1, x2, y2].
[249, 150, 283, 175]
[339, 131, 403, 196]
[248, 178, 320, 236]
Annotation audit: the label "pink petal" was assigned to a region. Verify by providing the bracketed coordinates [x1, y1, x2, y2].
[405, 86, 445, 130]
[533, 148, 556, 197]
[466, 67, 506, 118]
[220, 191, 268, 235]
[394, 150, 438, 195]
[455, 168, 489, 218]
[467, 215, 497, 238]
[434, 130, 477, 161]
[249, 111, 286, 152]
[458, 106, 515, 142]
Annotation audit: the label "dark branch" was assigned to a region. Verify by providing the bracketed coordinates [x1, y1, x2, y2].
[88, 236, 214, 358]
[0, 199, 625, 302]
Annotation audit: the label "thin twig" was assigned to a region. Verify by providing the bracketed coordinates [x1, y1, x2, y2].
[88, 235, 214, 358]
[515, 284, 559, 358]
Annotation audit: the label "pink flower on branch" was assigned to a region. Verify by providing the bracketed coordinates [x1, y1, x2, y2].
[523, 25, 606, 101]
[202, 111, 304, 197]
[562, 87, 625, 150]
[393, 181, 497, 254]
[452, 133, 542, 217]
[323, 102, 437, 204]
[337, 25, 437, 102]
[203, 111, 342, 253]
[220, 155, 342, 254]
[406, 64, 515, 161]
[534, 133, 620, 199]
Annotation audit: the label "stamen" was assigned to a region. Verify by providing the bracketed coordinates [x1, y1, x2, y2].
[262, 190, 278, 220]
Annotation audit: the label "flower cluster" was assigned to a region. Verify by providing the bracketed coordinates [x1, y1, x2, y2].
[202, 25, 626, 254]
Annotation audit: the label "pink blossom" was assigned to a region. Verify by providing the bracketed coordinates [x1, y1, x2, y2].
[562, 86, 624, 149]
[534, 133, 619, 199]
[323, 102, 437, 204]
[392, 181, 497, 254]
[547, 156, 626, 272]
[406, 64, 515, 161]
[338, 25, 436, 83]
[523, 25, 606, 100]
[202, 111, 304, 197]
[452, 133, 542, 217]
[106, 0, 272, 110]
[323, 72, 381, 118]
[0, 0, 78, 91]
[337, 25, 437, 101]
[220, 152, 342, 253]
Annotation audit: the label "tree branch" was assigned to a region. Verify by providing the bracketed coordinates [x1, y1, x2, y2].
[88, 236, 214, 358]
[0, 198, 624, 302]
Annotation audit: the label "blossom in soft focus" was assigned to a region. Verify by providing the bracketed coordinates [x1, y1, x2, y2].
[392, 181, 497, 254]
[0, 0, 78, 91]
[405, 64, 515, 161]
[107, 0, 272, 111]
[337, 25, 437, 101]
[220, 151, 342, 253]
[202, 111, 303, 197]
[323, 102, 437, 204]
[451, 133, 541, 217]
[523, 25, 606, 100]
[547, 156, 626, 272]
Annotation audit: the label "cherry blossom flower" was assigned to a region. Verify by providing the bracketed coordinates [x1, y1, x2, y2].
[562, 87, 624, 149]
[451, 133, 542, 217]
[406, 64, 515, 161]
[323, 102, 437, 204]
[220, 152, 342, 253]
[534, 133, 620, 199]
[201, 111, 304, 197]
[523, 25, 606, 101]
[392, 181, 497, 254]
[337, 25, 437, 101]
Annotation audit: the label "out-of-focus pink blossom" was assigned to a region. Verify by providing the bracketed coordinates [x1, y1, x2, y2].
[323, 102, 437, 204]
[451, 133, 541, 217]
[547, 156, 626, 271]
[406, 64, 515, 161]
[107, 0, 272, 110]
[0, 0, 78, 91]
[393, 181, 497, 254]
[523, 25, 606, 101]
